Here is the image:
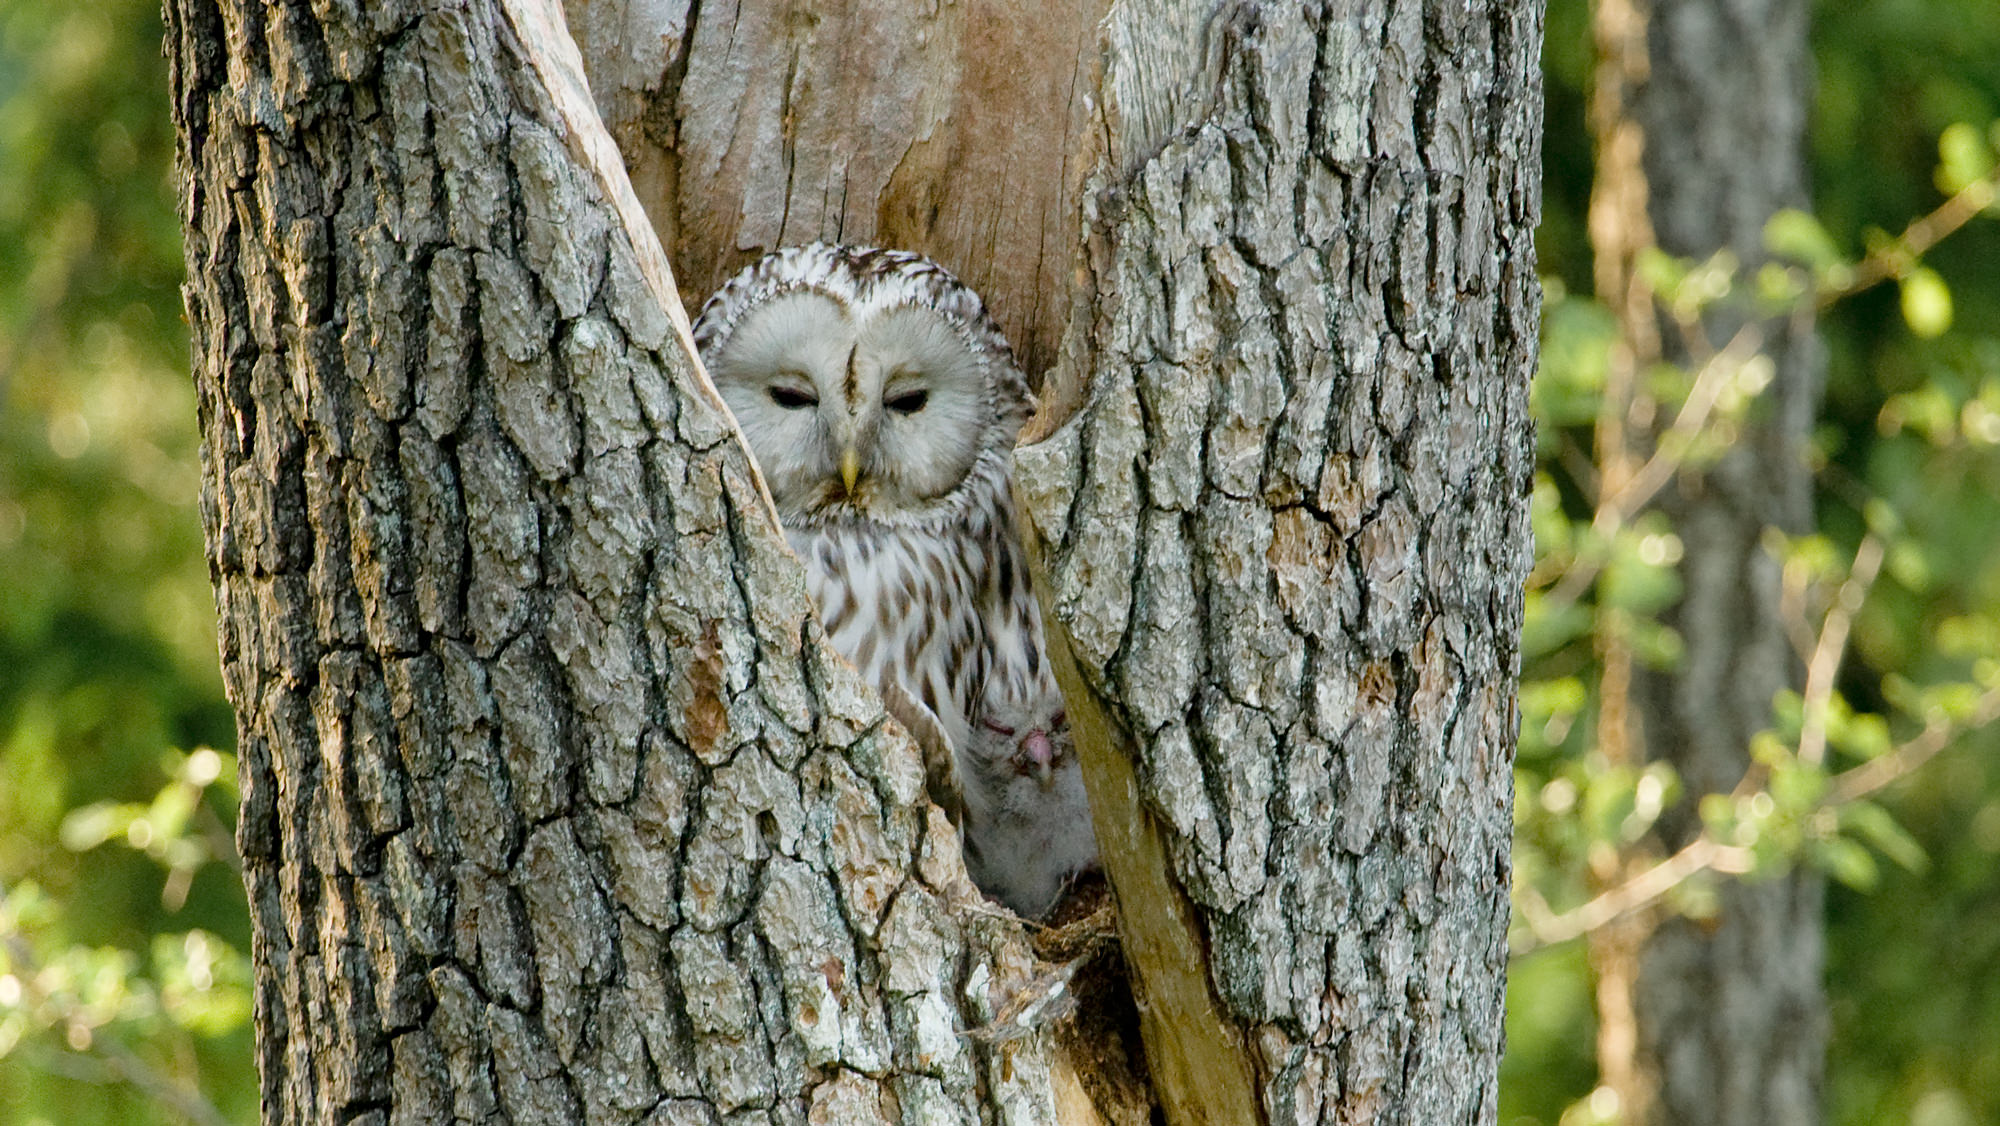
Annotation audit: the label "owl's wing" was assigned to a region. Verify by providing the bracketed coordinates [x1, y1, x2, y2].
[879, 680, 965, 827]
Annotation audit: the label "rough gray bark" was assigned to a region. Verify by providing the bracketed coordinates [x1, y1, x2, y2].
[168, 0, 1073, 1121]
[1018, 3, 1543, 1121]
[170, 0, 1542, 1121]
[1624, 0, 1827, 1123]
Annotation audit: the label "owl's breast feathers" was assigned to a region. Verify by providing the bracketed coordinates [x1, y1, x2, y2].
[791, 457, 1050, 760]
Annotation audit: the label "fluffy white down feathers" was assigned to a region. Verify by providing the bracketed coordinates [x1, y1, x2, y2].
[692, 244, 1097, 917]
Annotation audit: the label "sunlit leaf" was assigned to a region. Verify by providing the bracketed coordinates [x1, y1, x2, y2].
[1634, 247, 1691, 300]
[1521, 598, 1594, 661]
[1833, 710, 1893, 762]
[1885, 541, 1932, 592]
[1765, 208, 1848, 272]
[1625, 617, 1685, 669]
[1937, 121, 1997, 195]
[1901, 266, 1954, 338]
[152, 931, 251, 1037]
[1841, 801, 1930, 873]
[1815, 836, 1880, 890]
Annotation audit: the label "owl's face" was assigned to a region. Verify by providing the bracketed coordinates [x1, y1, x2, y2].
[973, 686, 1071, 788]
[695, 246, 1029, 523]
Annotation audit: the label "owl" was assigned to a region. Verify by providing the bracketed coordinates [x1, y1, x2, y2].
[961, 677, 1097, 917]
[691, 244, 1096, 914]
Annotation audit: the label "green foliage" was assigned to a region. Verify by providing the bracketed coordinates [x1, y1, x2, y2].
[1505, 2, 2000, 1124]
[1901, 267, 1954, 338]
[0, 0, 251, 1121]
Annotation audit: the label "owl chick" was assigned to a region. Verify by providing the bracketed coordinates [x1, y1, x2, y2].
[692, 244, 1088, 910]
[961, 677, 1098, 918]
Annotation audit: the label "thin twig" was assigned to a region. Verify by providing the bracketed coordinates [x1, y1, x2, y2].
[1818, 169, 2000, 308]
[1796, 534, 1886, 769]
[1513, 836, 1754, 955]
[1827, 684, 2000, 806]
[1536, 324, 1764, 611]
[1598, 323, 1764, 520]
[1515, 686, 2000, 957]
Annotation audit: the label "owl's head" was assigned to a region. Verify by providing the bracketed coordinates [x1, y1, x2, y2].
[693, 245, 1031, 523]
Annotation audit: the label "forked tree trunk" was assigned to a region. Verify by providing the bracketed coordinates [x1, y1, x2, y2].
[1589, 0, 1826, 1122]
[167, 0, 1543, 1122]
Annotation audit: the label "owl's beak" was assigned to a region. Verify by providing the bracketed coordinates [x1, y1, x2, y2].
[840, 445, 862, 493]
[1025, 730, 1055, 789]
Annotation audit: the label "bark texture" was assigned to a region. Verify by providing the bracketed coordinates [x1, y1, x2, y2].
[1621, 0, 1827, 1123]
[1017, 3, 1543, 1121]
[170, 0, 1543, 1121]
[168, 0, 1069, 1121]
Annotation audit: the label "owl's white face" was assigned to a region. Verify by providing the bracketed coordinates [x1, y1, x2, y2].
[696, 246, 1027, 524]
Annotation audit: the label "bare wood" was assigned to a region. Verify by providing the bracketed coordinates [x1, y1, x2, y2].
[563, 0, 1111, 378]
[1024, 508, 1262, 1126]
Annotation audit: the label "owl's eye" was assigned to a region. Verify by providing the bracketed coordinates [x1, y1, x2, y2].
[769, 385, 818, 410]
[885, 388, 929, 415]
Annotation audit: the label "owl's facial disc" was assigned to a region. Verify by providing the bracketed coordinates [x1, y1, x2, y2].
[842, 304, 996, 510]
[705, 291, 855, 518]
[698, 270, 1019, 522]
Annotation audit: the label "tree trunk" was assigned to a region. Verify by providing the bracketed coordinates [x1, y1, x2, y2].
[169, 2, 1066, 1121]
[1016, 6, 1543, 1120]
[167, 0, 1543, 1121]
[1590, 0, 1827, 1122]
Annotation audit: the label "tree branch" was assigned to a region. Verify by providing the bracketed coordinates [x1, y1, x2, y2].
[1515, 681, 2000, 957]
[1817, 168, 2000, 308]
[1796, 534, 1885, 769]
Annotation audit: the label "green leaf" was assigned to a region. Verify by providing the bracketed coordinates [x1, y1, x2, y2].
[1881, 386, 1959, 445]
[1816, 836, 1880, 890]
[1521, 597, 1593, 661]
[58, 799, 142, 851]
[1634, 246, 1691, 298]
[152, 930, 252, 1037]
[1841, 801, 1930, 873]
[1699, 792, 1739, 838]
[1520, 676, 1588, 722]
[1626, 617, 1686, 669]
[1937, 122, 1997, 194]
[1754, 261, 1811, 314]
[1769, 755, 1829, 812]
[1765, 208, 1848, 272]
[1833, 711, 1893, 762]
[1901, 266, 1954, 338]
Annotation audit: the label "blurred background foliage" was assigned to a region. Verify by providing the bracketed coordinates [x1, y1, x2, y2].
[0, 0, 1995, 1123]
[1508, 1, 2000, 1125]
[0, 0, 251, 1122]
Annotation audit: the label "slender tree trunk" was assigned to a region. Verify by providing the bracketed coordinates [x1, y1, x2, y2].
[168, 0, 1543, 1121]
[1588, 0, 1827, 1122]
